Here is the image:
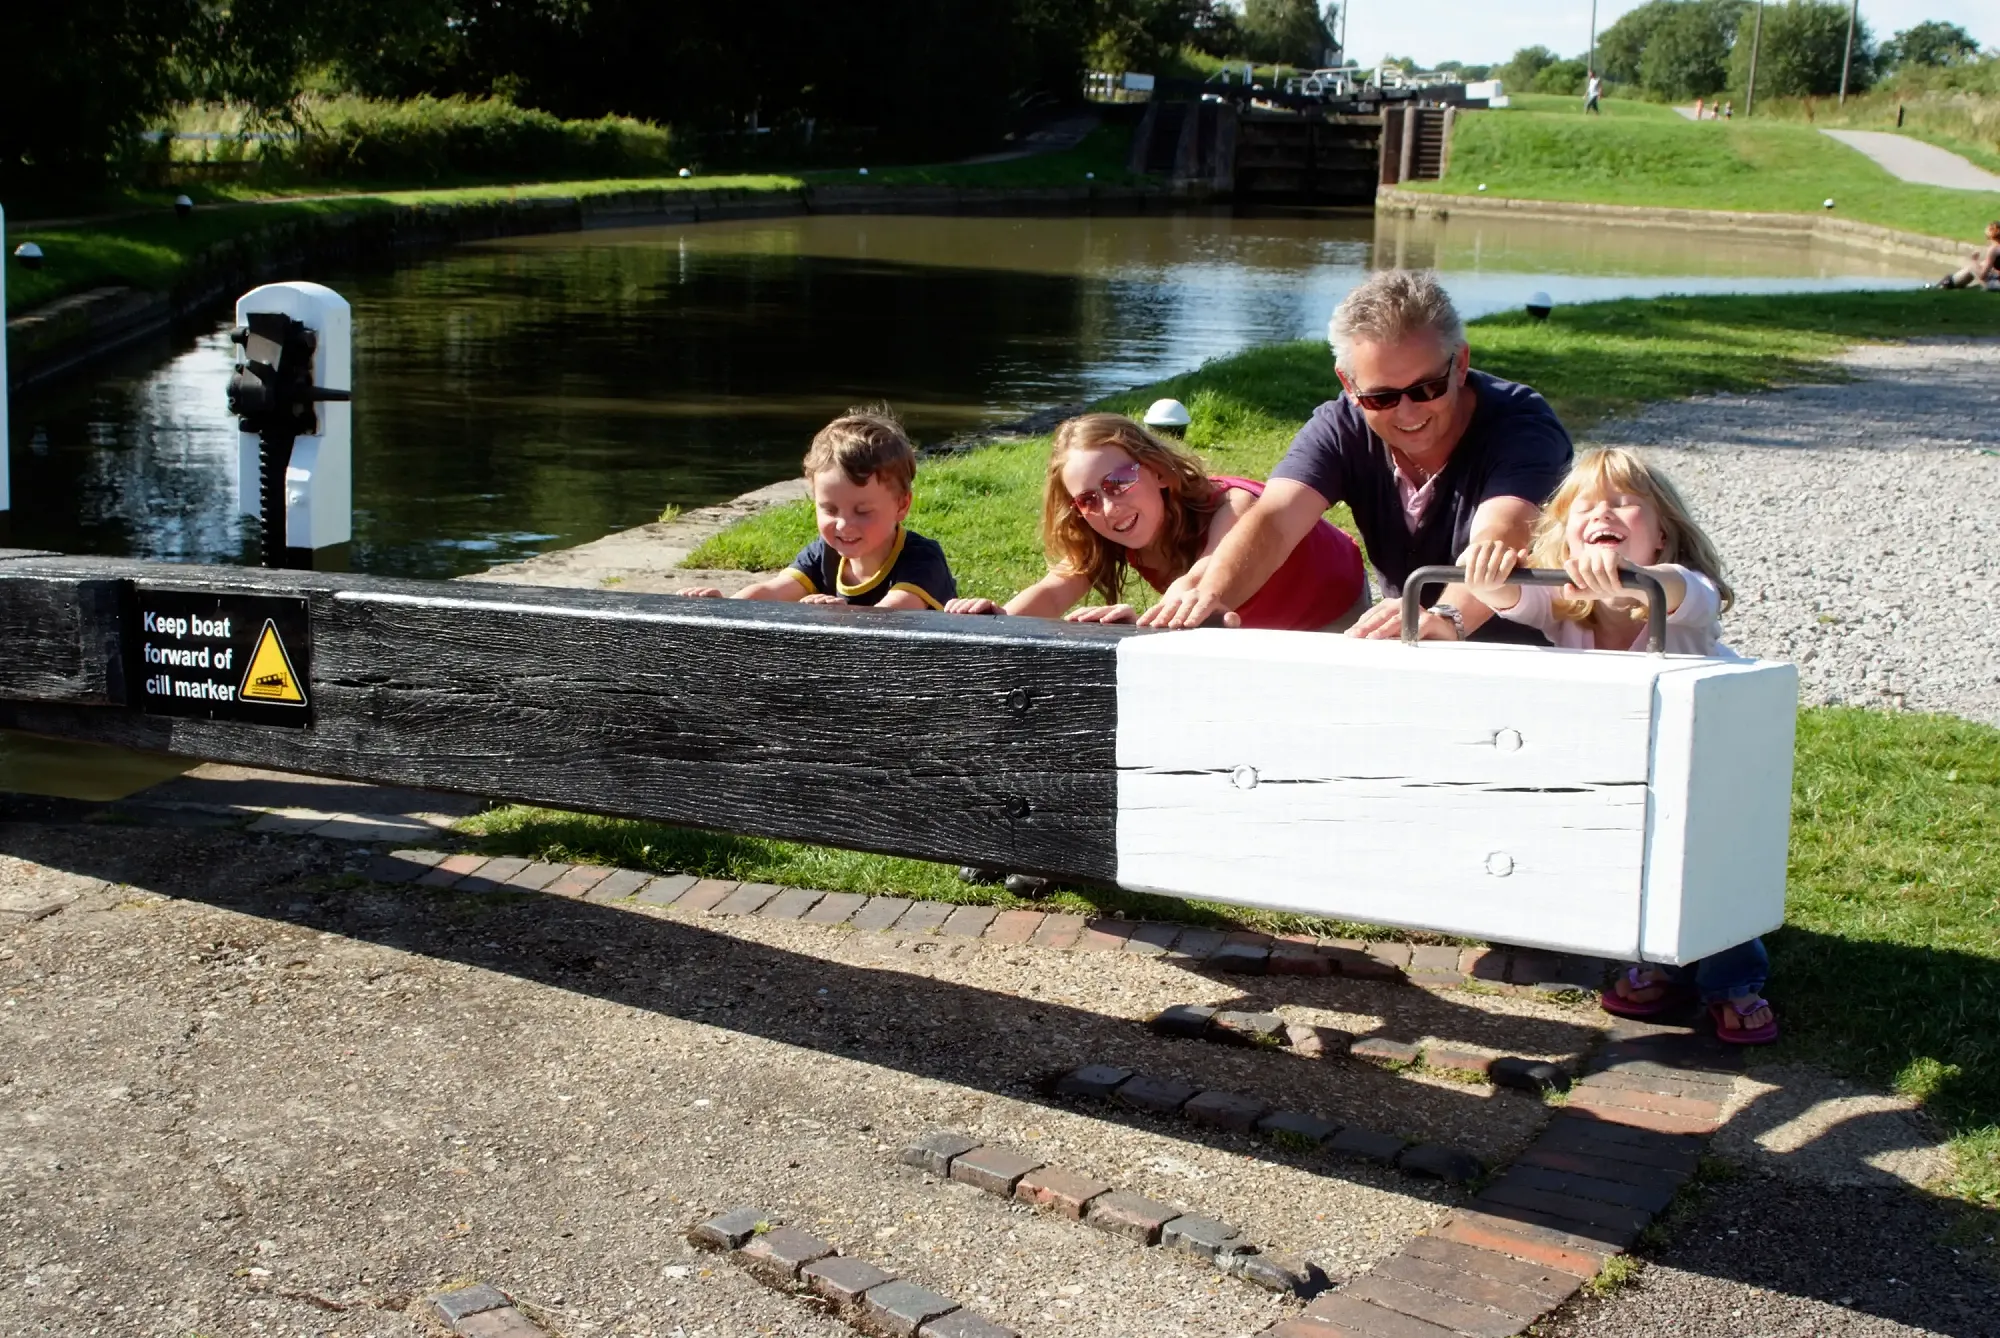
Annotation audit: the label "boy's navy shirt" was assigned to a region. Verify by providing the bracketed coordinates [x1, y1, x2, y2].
[1270, 369, 1573, 597]
[786, 528, 957, 608]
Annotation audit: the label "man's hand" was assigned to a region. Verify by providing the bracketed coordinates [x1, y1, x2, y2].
[1136, 584, 1236, 629]
[677, 586, 724, 598]
[1347, 598, 1457, 641]
[944, 597, 1001, 615]
[799, 593, 846, 606]
[1065, 603, 1138, 624]
[1563, 547, 1634, 605]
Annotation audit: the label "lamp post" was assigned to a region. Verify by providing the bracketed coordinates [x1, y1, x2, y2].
[1838, 0, 1859, 105]
[1589, 0, 1598, 77]
[1744, 0, 1765, 117]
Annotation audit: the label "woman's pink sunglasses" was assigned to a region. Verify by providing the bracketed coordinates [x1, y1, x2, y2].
[1072, 462, 1143, 516]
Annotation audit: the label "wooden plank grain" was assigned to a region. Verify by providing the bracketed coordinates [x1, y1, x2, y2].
[0, 573, 127, 705]
[0, 560, 1123, 882]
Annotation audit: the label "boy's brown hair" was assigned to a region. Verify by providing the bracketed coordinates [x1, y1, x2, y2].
[803, 406, 917, 497]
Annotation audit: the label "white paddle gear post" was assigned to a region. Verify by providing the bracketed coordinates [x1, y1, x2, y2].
[227, 282, 353, 568]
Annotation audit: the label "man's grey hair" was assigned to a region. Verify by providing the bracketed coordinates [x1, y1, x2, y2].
[1327, 269, 1466, 363]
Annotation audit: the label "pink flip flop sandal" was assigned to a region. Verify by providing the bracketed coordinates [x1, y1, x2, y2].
[1599, 965, 1691, 1018]
[1709, 996, 1779, 1045]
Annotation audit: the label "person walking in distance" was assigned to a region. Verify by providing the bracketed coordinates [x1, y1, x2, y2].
[1584, 70, 1603, 115]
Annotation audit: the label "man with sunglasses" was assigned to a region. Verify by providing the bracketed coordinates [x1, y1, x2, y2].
[1141, 269, 1571, 642]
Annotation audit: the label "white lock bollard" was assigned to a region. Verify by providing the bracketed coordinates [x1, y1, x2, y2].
[228, 282, 352, 564]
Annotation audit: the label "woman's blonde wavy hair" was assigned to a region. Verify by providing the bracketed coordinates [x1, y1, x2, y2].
[1530, 447, 1733, 625]
[1043, 413, 1220, 605]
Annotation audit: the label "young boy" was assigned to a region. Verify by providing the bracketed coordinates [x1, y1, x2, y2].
[679, 408, 956, 609]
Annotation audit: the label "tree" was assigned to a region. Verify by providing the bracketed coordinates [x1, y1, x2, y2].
[1879, 20, 1979, 68]
[1239, 0, 1338, 67]
[1186, 0, 1244, 58]
[1595, 0, 1747, 91]
[1497, 45, 1558, 90]
[2, 0, 205, 194]
[1594, 0, 1679, 83]
[1088, 0, 1206, 72]
[1531, 58, 1591, 95]
[1639, 2, 1735, 98]
[1727, 0, 1871, 98]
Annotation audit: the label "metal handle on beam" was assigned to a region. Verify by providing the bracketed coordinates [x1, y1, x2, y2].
[1401, 565, 1669, 654]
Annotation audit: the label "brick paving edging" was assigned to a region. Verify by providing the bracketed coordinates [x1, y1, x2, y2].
[688, 1208, 1017, 1337]
[1264, 1019, 1741, 1337]
[367, 851, 1740, 1338]
[1050, 1062, 1486, 1187]
[365, 850, 1616, 995]
[426, 1282, 549, 1337]
[903, 1129, 1324, 1297]
[1153, 1005, 1578, 1094]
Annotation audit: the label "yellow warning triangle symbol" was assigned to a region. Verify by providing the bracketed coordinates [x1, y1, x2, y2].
[239, 620, 307, 705]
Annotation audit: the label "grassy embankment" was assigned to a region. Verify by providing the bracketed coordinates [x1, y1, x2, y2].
[1405, 91, 2000, 246]
[2, 124, 1137, 317]
[1746, 62, 2000, 178]
[464, 288, 2000, 1205]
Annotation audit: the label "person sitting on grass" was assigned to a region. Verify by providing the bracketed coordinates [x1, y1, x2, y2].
[941, 412, 1368, 630]
[1457, 445, 1777, 1045]
[1936, 220, 2000, 290]
[678, 407, 956, 610]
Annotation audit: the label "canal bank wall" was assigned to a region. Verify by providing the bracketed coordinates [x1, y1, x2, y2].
[6, 182, 1187, 393]
[1375, 188, 1968, 267]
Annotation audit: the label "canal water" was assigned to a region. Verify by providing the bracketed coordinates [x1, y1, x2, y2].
[7, 209, 1928, 578]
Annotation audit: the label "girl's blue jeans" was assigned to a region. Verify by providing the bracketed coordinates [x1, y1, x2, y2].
[1652, 937, 1769, 1003]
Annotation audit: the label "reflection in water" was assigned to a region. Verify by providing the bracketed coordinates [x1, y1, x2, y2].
[8, 210, 1926, 578]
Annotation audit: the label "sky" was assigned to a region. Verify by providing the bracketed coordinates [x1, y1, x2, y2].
[1339, 0, 2000, 70]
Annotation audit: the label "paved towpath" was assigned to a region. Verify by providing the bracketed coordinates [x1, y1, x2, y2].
[1822, 129, 2000, 191]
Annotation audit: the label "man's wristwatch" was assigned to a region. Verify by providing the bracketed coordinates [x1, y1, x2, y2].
[1428, 602, 1465, 640]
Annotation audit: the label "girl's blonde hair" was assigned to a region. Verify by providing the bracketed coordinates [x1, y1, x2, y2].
[1530, 447, 1733, 624]
[1043, 413, 1219, 604]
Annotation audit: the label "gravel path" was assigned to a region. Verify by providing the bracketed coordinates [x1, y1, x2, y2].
[3, 820, 1610, 1338]
[1822, 129, 2000, 192]
[1584, 338, 2000, 726]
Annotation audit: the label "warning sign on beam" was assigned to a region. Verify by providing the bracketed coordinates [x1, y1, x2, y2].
[131, 589, 312, 727]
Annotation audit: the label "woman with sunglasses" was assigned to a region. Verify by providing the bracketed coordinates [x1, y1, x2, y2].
[943, 412, 1367, 630]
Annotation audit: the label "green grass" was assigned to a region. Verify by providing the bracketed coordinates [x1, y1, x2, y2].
[1745, 65, 2000, 177]
[1501, 91, 1690, 122]
[1409, 96, 2000, 243]
[797, 124, 1142, 188]
[1779, 709, 2000, 1207]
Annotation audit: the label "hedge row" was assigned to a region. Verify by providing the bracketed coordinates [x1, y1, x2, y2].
[267, 96, 678, 183]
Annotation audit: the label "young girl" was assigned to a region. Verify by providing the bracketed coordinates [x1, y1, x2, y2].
[945, 413, 1367, 630]
[1458, 446, 1776, 1043]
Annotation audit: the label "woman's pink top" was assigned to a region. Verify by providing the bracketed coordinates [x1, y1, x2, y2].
[1133, 475, 1367, 631]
